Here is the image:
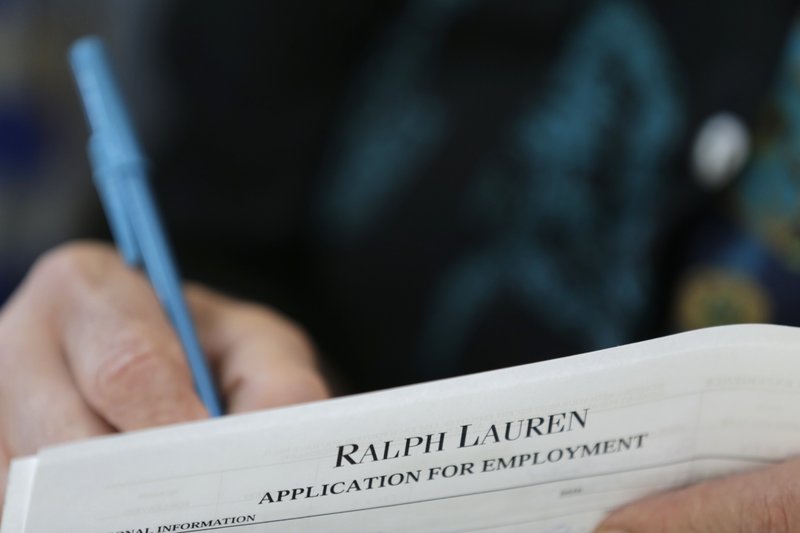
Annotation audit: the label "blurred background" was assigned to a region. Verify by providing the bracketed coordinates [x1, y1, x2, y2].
[0, 0, 171, 302]
[3, 0, 800, 392]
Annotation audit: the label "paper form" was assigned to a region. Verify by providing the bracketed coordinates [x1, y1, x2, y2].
[3, 324, 800, 532]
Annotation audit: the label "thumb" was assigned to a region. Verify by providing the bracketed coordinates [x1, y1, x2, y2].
[595, 458, 800, 533]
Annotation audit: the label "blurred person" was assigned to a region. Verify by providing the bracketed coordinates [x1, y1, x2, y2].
[3, 1, 800, 530]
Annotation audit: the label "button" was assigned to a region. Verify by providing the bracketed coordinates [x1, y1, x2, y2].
[691, 112, 751, 189]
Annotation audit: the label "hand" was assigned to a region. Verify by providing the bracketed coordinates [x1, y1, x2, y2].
[0, 241, 329, 510]
[595, 457, 800, 533]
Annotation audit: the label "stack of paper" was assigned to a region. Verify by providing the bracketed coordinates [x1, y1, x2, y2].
[3, 325, 800, 532]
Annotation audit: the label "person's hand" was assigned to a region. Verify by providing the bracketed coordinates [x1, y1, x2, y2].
[595, 457, 800, 533]
[0, 241, 329, 510]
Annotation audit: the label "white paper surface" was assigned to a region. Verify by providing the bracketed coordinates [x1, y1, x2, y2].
[0, 459, 36, 533]
[3, 325, 800, 532]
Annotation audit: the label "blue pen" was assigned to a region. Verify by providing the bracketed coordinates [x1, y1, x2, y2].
[68, 36, 224, 417]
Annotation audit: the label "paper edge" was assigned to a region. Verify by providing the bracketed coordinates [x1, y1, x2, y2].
[36, 324, 800, 461]
[0, 457, 38, 533]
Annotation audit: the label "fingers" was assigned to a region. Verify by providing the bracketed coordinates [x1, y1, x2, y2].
[0, 273, 113, 457]
[0, 269, 114, 519]
[0, 347, 112, 456]
[17, 242, 207, 431]
[0, 237, 326, 486]
[0, 238, 330, 528]
[187, 285, 330, 413]
[595, 458, 800, 533]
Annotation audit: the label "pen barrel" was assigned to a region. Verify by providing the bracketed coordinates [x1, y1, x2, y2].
[68, 36, 225, 417]
[88, 136, 142, 266]
[71, 37, 144, 265]
[69, 37, 145, 164]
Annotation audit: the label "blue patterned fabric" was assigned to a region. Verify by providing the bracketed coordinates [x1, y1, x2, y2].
[675, 18, 800, 331]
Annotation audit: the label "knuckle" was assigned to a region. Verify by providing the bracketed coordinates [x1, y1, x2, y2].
[91, 333, 182, 409]
[31, 241, 117, 290]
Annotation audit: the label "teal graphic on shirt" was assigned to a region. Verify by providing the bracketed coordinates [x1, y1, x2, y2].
[421, 1, 683, 374]
[319, 0, 471, 241]
[318, 1, 684, 375]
